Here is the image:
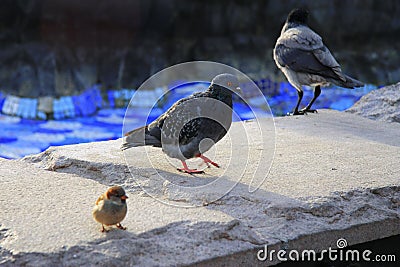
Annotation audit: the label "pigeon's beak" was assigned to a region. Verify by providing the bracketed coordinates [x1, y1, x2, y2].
[121, 195, 128, 200]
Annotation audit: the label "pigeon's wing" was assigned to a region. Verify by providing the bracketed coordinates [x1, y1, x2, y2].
[122, 92, 205, 150]
[179, 118, 201, 145]
[155, 92, 205, 145]
[276, 26, 345, 81]
[151, 91, 204, 127]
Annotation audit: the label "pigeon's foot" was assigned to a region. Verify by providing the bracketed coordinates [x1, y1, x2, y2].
[178, 161, 205, 174]
[198, 154, 220, 168]
[177, 167, 205, 174]
[116, 223, 127, 230]
[301, 108, 318, 113]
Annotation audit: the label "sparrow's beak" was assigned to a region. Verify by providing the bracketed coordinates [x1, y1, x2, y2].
[121, 195, 128, 200]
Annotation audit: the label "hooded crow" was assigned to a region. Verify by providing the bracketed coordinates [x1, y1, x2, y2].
[273, 8, 364, 115]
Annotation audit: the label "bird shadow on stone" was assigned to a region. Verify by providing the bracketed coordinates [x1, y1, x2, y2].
[200, 174, 306, 219]
[128, 166, 306, 221]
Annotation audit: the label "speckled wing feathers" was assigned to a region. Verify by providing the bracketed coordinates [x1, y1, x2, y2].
[150, 92, 204, 145]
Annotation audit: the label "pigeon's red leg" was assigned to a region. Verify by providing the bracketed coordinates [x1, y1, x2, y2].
[178, 161, 204, 174]
[198, 154, 220, 168]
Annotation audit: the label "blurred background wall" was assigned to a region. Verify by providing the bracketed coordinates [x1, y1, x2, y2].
[1, 0, 399, 98]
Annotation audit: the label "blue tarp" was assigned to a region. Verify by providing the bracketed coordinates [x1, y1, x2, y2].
[0, 92, 6, 111]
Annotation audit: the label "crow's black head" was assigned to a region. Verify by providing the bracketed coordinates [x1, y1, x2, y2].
[287, 8, 309, 25]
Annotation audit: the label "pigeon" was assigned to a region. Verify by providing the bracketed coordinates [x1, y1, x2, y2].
[121, 73, 240, 174]
[273, 8, 364, 115]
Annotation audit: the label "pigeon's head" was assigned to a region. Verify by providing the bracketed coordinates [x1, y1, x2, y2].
[287, 8, 309, 25]
[211, 73, 241, 94]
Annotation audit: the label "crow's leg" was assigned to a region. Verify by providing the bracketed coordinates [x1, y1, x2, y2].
[178, 161, 204, 174]
[288, 89, 305, 116]
[301, 85, 321, 113]
[198, 154, 220, 168]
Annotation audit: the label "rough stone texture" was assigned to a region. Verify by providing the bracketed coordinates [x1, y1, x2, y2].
[0, 110, 399, 266]
[347, 82, 400, 123]
[1, 0, 400, 97]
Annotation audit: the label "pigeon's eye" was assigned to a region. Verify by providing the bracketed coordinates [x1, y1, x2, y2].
[227, 82, 233, 87]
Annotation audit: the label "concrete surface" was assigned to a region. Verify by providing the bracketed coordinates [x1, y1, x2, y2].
[0, 109, 399, 266]
[347, 82, 400, 123]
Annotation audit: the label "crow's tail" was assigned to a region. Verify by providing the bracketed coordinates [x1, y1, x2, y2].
[331, 74, 364, 89]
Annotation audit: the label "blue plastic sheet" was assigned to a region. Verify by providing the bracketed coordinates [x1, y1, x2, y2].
[73, 89, 98, 117]
[2, 96, 19, 116]
[107, 90, 115, 108]
[0, 92, 6, 112]
[16, 98, 37, 119]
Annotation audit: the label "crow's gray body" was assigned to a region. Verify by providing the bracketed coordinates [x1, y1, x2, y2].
[273, 8, 364, 115]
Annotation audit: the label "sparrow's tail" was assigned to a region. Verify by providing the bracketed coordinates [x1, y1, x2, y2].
[121, 126, 162, 150]
[331, 74, 364, 89]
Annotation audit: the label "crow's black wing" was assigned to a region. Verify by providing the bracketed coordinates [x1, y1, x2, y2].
[275, 44, 342, 80]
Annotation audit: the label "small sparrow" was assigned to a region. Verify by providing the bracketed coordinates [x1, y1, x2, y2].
[92, 186, 128, 232]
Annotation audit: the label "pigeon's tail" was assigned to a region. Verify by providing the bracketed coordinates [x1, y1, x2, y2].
[331, 74, 364, 89]
[121, 126, 161, 150]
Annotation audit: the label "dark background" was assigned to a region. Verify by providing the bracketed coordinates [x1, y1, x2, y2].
[1, 0, 400, 97]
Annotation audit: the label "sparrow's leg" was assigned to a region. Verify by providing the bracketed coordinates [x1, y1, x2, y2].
[101, 225, 109, 232]
[116, 223, 127, 230]
[301, 85, 321, 113]
[198, 154, 220, 168]
[288, 89, 305, 116]
[178, 161, 204, 174]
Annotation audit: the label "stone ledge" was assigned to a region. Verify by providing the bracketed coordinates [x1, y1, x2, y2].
[347, 82, 400, 123]
[0, 109, 399, 266]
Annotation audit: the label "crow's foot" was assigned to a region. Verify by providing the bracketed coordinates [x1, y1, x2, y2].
[301, 108, 318, 113]
[287, 110, 306, 116]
